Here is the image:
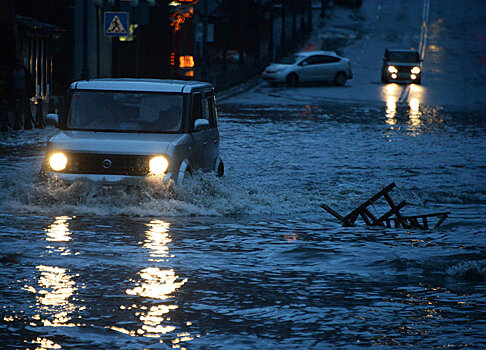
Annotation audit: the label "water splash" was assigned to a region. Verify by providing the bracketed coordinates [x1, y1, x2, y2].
[0, 168, 320, 217]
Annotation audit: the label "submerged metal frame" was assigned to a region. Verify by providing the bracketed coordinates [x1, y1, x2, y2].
[321, 182, 450, 230]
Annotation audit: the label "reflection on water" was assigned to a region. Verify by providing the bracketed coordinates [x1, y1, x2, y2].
[19, 217, 83, 332]
[1, 101, 485, 348]
[30, 337, 62, 349]
[379, 285, 444, 344]
[45, 216, 73, 256]
[45, 216, 72, 242]
[408, 84, 423, 131]
[383, 84, 427, 131]
[410, 97, 420, 114]
[298, 104, 319, 120]
[386, 96, 397, 123]
[409, 97, 422, 128]
[144, 219, 171, 262]
[126, 267, 187, 300]
[24, 265, 80, 327]
[112, 220, 193, 344]
[384, 84, 399, 124]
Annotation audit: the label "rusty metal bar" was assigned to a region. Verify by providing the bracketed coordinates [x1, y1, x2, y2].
[344, 183, 396, 223]
[320, 204, 354, 227]
[433, 213, 449, 229]
[362, 208, 381, 226]
[376, 201, 407, 224]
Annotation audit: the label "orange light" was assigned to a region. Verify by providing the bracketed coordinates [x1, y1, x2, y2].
[179, 55, 194, 68]
[170, 52, 175, 66]
[170, 13, 186, 31]
[183, 70, 194, 77]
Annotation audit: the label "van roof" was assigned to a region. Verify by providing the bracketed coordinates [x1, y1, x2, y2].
[71, 78, 214, 93]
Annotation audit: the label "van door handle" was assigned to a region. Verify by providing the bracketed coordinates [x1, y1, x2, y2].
[213, 139, 218, 144]
[203, 141, 208, 145]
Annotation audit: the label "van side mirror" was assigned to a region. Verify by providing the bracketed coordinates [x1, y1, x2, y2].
[194, 118, 209, 131]
[46, 113, 59, 127]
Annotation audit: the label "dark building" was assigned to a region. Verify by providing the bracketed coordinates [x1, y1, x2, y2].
[4, 0, 71, 98]
[72, 0, 172, 80]
[1, 0, 314, 101]
[0, 0, 17, 101]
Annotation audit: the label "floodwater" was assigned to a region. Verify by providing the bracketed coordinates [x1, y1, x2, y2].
[0, 102, 485, 349]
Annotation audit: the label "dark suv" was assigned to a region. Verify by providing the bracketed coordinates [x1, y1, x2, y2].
[381, 49, 422, 84]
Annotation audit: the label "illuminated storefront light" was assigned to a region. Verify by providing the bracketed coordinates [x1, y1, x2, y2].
[179, 55, 194, 68]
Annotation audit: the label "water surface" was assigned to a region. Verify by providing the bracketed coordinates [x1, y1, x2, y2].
[1, 104, 485, 349]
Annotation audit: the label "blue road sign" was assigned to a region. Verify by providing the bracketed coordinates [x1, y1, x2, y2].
[104, 12, 129, 37]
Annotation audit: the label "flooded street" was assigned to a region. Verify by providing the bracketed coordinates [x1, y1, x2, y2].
[1, 103, 485, 349]
[1, 0, 485, 347]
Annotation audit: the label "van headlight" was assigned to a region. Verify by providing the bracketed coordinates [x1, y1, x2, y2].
[149, 156, 169, 175]
[49, 153, 68, 171]
[411, 66, 421, 74]
[388, 66, 398, 73]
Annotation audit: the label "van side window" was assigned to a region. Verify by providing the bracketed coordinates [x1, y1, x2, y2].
[192, 93, 202, 121]
[204, 95, 217, 128]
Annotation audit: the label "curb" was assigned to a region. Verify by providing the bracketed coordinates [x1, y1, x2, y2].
[216, 75, 263, 102]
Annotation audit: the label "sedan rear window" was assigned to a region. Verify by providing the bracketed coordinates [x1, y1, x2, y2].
[68, 91, 183, 133]
[277, 54, 306, 64]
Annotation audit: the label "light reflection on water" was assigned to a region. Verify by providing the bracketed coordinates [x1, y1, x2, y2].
[143, 219, 171, 262]
[30, 337, 62, 349]
[45, 216, 72, 242]
[111, 219, 194, 345]
[386, 97, 397, 125]
[384, 84, 399, 124]
[126, 267, 187, 301]
[20, 216, 83, 330]
[383, 83, 425, 129]
[45, 216, 73, 256]
[27, 265, 79, 327]
[0, 104, 485, 348]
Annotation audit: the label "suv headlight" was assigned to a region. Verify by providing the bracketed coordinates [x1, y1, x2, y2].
[49, 153, 68, 171]
[411, 66, 421, 74]
[149, 156, 169, 175]
[388, 66, 398, 73]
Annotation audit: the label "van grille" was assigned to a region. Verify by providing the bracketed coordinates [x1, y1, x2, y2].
[397, 65, 413, 73]
[62, 153, 151, 176]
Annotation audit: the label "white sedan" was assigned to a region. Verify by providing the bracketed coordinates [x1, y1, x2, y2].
[262, 50, 353, 86]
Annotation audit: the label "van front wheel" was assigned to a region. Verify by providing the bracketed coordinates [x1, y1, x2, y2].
[217, 159, 224, 177]
[182, 169, 192, 184]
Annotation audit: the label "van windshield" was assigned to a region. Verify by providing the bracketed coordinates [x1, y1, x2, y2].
[388, 51, 420, 63]
[68, 90, 183, 132]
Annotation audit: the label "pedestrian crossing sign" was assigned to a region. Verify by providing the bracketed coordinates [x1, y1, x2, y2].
[104, 12, 129, 37]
